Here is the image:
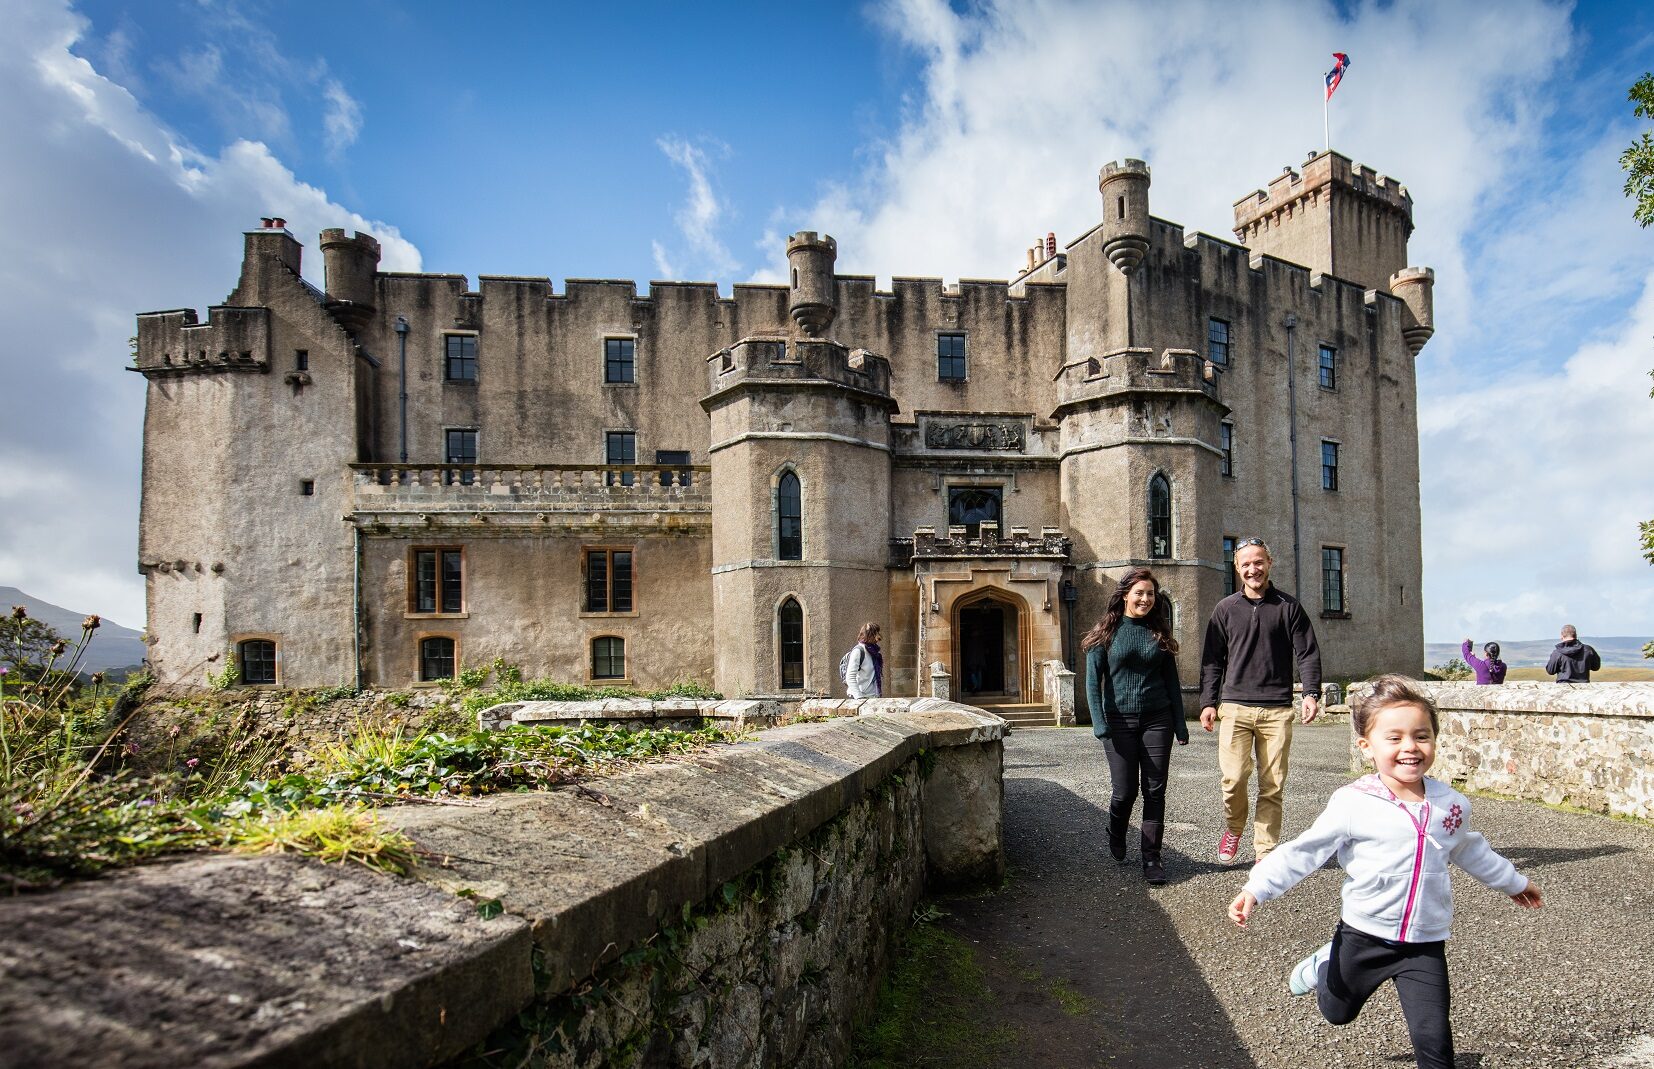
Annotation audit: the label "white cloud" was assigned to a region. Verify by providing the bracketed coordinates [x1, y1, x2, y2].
[654, 135, 739, 279]
[0, 0, 419, 628]
[650, 239, 678, 279]
[322, 78, 363, 158]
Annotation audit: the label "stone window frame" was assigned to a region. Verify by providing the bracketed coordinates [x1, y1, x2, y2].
[936, 330, 968, 383]
[604, 428, 639, 487]
[581, 544, 639, 618]
[774, 593, 807, 691]
[232, 633, 281, 688]
[443, 332, 479, 383]
[1207, 317, 1231, 367]
[944, 479, 1007, 538]
[414, 632, 460, 685]
[444, 426, 479, 485]
[589, 634, 630, 684]
[1317, 343, 1338, 391]
[1147, 471, 1174, 560]
[1320, 438, 1341, 492]
[406, 545, 468, 620]
[602, 334, 638, 387]
[1321, 544, 1350, 618]
[1219, 421, 1235, 478]
[1222, 535, 1238, 597]
[772, 463, 804, 561]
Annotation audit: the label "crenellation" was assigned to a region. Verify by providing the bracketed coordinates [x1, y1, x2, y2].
[134, 305, 271, 375]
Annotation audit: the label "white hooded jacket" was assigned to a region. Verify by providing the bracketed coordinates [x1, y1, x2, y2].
[1243, 775, 1527, 943]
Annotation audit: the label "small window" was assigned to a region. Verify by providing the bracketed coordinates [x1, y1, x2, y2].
[1318, 344, 1337, 390]
[591, 636, 626, 680]
[1219, 422, 1234, 478]
[444, 335, 477, 381]
[778, 598, 804, 690]
[656, 449, 692, 487]
[1321, 440, 1340, 491]
[300, 479, 315, 496]
[238, 639, 276, 685]
[412, 548, 463, 614]
[1207, 318, 1230, 366]
[605, 431, 636, 487]
[1322, 547, 1346, 614]
[1117, 195, 1125, 219]
[295, 350, 308, 371]
[445, 428, 478, 485]
[585, 548, 634, 613]
[937, 333, 967, 381]
[777, 471, 802, 560]
[192, 612, 203, 634]
[947, 486, 1001, 537]
[420, 636, 456, 681]
[604, 337, 635, 384]
[1222, 536, 1238, 597]
[1148, 474, 1172, 559]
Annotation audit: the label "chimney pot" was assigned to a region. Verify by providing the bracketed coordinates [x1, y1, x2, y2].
[1046, 232, 1056, 258]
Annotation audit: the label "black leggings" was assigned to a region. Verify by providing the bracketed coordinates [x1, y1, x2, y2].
[1318, 923, 1453, 1069]
[1102, 717, 1173, 853]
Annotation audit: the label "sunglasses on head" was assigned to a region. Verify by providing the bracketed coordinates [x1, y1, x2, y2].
[1237, 537, 1267, 549]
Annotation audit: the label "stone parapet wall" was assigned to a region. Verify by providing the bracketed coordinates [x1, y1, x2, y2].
[0, 701, 1006, 1068]
[1346, 682, 1654, 820]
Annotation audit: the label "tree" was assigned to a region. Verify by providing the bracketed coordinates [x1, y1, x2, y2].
[1, 612, 68, 682]
[1622, 74, 1654, 230]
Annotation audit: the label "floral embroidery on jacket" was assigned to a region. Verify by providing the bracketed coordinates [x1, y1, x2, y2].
[1441, 803, 1463, 835]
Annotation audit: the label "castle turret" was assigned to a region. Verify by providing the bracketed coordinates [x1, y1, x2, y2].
[320, 229, 381, 333]
[1099, 160, 1151, 275]
[786, 231, 837, 336]
[1389, 267, 1435, 356]
[235, 218, 302, 297]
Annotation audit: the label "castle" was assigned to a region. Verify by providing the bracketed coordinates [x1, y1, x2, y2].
[133, 149, 1432, 717]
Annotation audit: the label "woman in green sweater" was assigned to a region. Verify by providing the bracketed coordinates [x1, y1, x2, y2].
[1083, 566, 1188, 884]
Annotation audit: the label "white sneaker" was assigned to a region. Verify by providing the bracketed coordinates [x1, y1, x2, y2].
[1289, 942, 1332, 996]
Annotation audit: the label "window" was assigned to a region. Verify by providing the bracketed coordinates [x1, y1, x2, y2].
[412, 548, 463, 614]
[1321, 440, 1340, 491]
[1219, 422, 1234, 477]
[604, 337, 635, 384]
[420, 636, 456, 681]
[776, 471, 803, 560]
[585, 548, 633, 613]
[1222, 536, 1238, 597]
[300, 479, 315, 496]
[948, 486, 1001, 537]
[192, 612, 203, 634]
[295, 349, 308, 372]
[444, 335, 477, 381]
[591, 637, 625, 680]
[1318, 344, 1337, 390]
[446, 428, 478, 485]
[237, 639, 276, 685]
[778, 598, 804, 689]
[605, 431, 636, 487]
[1148, 474, 1172, 559]
[937, 333, 967, 381]
[1207, 318, 1230, 366]
[1322, 547, 1346, 614]
[656, 449, 692, 487]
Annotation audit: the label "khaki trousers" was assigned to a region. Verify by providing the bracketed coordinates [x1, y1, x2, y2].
[1217, 702, 1296, 857]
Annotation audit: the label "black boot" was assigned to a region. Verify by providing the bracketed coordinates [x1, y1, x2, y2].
[1142, 851, 1166, 885]
[1107, 814, 1128, 863]
[1140, 820, 1165, 883]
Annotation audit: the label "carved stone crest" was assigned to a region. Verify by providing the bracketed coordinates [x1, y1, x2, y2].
[924, 420, 1025, 453]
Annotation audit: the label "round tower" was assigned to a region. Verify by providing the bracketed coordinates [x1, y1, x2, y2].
[319, 229, 382, 320]
[786, 231, 838, 337]
[1388, 267, 1435, 356]
[1099, 160, 1151, 275]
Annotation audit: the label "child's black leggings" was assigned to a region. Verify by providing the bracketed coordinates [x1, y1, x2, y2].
[1318, 922, 1452, 1069]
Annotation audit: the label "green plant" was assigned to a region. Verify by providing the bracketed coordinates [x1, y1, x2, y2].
[224, 804, 419, 875]
[1427, 657, 1472, 682]
[383, 690, 413, 709]
[207, 649, 240, 691]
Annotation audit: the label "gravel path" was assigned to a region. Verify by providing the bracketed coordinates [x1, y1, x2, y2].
[938, 723, 1654, 1069]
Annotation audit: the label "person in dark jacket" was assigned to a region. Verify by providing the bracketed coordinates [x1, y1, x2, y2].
[1084, 566, 1188, 885]
[1461, 639, 1507, 685]
[1198, 538, 1321, 864]
[1545, 625, 1601, 682]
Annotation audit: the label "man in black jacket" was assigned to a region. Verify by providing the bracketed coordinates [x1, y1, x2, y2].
[1198, 538, 1321, 864]
[1545, 624, 1601, 682]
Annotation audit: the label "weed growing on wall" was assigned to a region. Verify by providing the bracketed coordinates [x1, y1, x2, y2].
[439, 658, 723, 717]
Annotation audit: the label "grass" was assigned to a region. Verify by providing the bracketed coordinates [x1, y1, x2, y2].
[1503, 667, 1654, 682]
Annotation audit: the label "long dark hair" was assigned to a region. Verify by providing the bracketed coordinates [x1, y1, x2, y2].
[1080, 567, 1178, 655]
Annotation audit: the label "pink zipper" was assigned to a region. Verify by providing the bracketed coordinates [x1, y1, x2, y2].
[1395, 800, 1430, 941]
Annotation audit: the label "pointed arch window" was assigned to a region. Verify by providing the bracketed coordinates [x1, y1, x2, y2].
[778, 598, 804, 689]
[1148, 474, 1172, 560]
[777, 471, 802, 560]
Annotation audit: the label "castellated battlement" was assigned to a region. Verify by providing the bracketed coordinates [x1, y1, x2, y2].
[704, 336, 893, 405]
[132, 305, 270, 376]
[1052, 346, 1221, 413]
[1232, 149, 1413, 234]
[785, 231, 837, 255]
[1099, 158, 1150, 181]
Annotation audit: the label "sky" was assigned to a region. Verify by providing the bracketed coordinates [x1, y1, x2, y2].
[0, 0, 1650, 647]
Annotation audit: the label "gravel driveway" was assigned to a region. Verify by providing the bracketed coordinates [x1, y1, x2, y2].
[937, 723, 1654, 1069]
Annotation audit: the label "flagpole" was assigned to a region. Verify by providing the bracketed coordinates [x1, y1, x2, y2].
[1323, 83, 1329, 152]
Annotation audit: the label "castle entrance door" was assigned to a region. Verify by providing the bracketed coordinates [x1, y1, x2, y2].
[957, 595, 1018, 699]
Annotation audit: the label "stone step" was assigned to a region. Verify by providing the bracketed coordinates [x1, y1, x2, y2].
[973, 703, 1059, 727]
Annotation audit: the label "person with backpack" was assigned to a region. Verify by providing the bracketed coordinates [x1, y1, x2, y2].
[842, 622, 883, 698]
[1460, 638, 1507, 685]
[1545, 624, 1601, 682]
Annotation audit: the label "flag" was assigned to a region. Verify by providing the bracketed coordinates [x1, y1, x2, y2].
[1325, 52, 1350, 100]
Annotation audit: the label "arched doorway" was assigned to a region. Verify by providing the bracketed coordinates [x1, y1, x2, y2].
[953, 591, 1023, 701]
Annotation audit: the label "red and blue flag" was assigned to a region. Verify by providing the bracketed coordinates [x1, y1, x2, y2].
[1325, 52, 1350, 100]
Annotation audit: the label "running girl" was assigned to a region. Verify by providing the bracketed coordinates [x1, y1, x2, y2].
[1227, 675, 1543, 1069]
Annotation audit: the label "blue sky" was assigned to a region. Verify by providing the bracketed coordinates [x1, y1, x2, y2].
[1, 0, 1650, 649]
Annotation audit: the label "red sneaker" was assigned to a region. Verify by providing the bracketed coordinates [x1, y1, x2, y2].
[1217, 830, 1241, 864]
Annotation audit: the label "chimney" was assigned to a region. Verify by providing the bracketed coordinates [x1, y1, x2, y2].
[1046, 232, 1056, 259]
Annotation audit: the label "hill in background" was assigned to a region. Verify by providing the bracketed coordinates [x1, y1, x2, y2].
[1, 587, 147, 674]
[1427, 636, 1651, 669]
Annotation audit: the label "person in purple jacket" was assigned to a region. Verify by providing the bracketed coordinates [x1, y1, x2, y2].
[1460, 639, 1506, 685]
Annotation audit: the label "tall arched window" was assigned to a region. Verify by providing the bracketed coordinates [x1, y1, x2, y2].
[778, 598, 804, 689]
[1148, 474, 1172, 560]
[777, 471, 802, 560]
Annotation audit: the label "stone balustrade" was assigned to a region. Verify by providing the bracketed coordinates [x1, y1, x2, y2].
[349, 463, 711, 513]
